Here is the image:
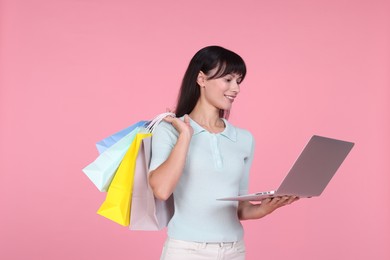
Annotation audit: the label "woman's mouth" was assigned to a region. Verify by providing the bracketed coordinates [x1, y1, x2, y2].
[225, 95, 236, 102]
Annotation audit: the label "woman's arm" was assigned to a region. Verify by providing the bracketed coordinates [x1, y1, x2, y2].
[238, 196, 299, 220]
[149, 115, 193, 201]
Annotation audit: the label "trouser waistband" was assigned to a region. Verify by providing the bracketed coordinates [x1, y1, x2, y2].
[166, 237, 243, 249]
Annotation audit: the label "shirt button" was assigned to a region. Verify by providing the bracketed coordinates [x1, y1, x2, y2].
[216, 160, 222, 168]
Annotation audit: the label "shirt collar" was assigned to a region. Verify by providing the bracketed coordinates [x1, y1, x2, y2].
[220, 118, 237, 142]
[185, 116, 237, 142]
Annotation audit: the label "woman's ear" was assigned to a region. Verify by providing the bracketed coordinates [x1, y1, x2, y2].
[196, 71, 206, 88]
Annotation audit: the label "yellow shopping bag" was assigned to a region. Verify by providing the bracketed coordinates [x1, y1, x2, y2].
[97, 132, 152, 226]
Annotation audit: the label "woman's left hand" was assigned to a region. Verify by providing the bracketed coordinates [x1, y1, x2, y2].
[259, 196, 299, 215]
[238, 196, 299, 220]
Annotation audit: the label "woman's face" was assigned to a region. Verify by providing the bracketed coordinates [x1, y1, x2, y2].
[199, 70, 242, 111]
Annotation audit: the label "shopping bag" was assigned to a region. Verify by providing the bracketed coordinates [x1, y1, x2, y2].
[83, 112, 174, 192]
[129, 136, 174, 230]
[96, 121, 147, 154]
[82, 127, 141, 192]
[97, 133, 152, 226]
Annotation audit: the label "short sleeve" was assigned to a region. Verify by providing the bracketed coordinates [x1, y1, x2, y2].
[239, 133, 255, 195]
[149, 121, 178, 172]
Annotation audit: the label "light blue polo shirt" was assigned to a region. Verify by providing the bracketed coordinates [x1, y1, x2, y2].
[149, 117, 255, 242]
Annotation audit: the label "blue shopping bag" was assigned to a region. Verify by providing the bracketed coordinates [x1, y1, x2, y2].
[96, 121, 147, 154]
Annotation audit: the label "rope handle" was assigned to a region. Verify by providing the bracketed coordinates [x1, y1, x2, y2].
[144, 112, 176, 133]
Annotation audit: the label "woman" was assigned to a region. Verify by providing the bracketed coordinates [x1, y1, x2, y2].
[149, 46, 298, 260]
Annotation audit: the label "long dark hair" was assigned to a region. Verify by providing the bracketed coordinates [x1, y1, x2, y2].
[175, 46, 247, 118]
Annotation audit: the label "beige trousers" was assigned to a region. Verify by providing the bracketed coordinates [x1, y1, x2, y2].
[160, 237, 246, 260]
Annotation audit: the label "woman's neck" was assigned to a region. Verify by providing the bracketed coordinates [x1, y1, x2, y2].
[189, 105, 225, 133]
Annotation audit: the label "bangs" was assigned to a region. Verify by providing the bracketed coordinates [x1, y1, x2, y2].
[206, 55, 247, 82]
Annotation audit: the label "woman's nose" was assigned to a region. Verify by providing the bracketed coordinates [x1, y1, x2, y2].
[231, 82, 240, 94]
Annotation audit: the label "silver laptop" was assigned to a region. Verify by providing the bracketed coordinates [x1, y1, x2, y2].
[218, 135, 354, 201]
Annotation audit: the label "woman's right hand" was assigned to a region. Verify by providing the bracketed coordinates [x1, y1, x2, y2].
[164, 114, 194, 138]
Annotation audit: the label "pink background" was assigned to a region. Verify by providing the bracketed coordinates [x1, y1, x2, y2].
[1, 0, 389, 259]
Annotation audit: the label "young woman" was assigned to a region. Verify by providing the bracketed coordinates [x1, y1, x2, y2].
[149, 46, 298, 260]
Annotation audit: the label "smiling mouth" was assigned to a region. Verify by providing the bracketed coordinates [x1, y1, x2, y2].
[225, 95, 236, 101]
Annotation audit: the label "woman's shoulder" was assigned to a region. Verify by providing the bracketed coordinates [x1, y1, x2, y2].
[153, 120, 179, 138]
[224, 120, 254, 142]
[236, 127, 254, 145]
[235, 125, 253, 136]
[155, 120, 175, 130]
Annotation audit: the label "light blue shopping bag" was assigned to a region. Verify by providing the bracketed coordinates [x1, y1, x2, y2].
[83, 112, 175, 192]
[96, 121, 147, 154]
[83, 126, 142, 192]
